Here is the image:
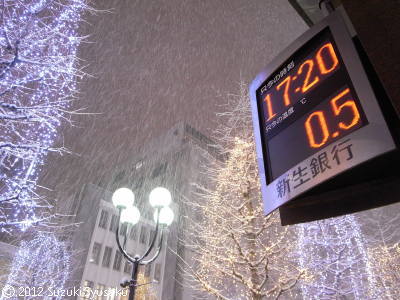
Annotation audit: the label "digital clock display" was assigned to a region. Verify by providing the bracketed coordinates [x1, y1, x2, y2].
[250, 11, 397, 218]
[256, 27, 368, 182]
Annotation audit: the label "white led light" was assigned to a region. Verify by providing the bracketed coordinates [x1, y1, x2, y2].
[112, 188, 135, 209]
[120, 206, 140, 225]
[154, 206, 174, 226]
[149, 187, 172, 207]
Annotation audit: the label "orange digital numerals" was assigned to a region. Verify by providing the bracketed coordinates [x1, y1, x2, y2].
[305, 111, 329, 148]
[316, 43, 339, 74]
[264, 42, 340, 124]
[264, 93, 276, 121]
[304, 88, 361, 149]
[298, 60, 320, 93]
[276, 76, 292, 107]
[330, 88, 360, 130]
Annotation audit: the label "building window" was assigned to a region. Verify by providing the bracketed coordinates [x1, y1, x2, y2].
[113, 170, 126, 184]
[151, 162, 167, 178]
[140, 226, 147, 244]
[145, 210, 152, 220]
[120, 223, 128, 236]
[142, 210, 149, 220]
[96, 284, 105, 300]
[124, 260, 132, 274]
[129, 227, 137, 241]
[113, 250, 122, 271]
[90, 242, 101, 265]
[135, 176, 144, 189]
[81, 280, 94, 299]
[109, 215, 118, 232]
[144, 264, 151, 277]
[98, 209, 109, 229]
[149, 229, 156, 246]
[102, 247, 112, 268]
[154, 263, 161, 282]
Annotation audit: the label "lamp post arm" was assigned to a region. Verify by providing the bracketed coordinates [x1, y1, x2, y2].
[116, 208, 136, 263]
[140, 228, 164, 265]
[139, 207, 160, 261]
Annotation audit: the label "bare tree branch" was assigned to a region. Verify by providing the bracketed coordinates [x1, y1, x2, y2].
[176, 81, 303, 299]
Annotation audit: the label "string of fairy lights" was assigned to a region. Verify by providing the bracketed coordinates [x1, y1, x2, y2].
[178, 81, 400, 299]
[1, 232, 71, 300]
[0, 0, 87, 232]
[2, 1, 395, 298]
[179, 83, 303, 299]
[297, 214, 381, 299]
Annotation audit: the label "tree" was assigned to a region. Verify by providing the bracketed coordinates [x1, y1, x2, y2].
[1, 232, 71, 299]
[297, 215, 379, 299]
[177, 82, 303, 299]
[135, 271, 157, 300]
[362, 207, 400, 299]
[366, 243, 400, 299]
[176, 81, 385, 300]
[0, 0, 90, 232]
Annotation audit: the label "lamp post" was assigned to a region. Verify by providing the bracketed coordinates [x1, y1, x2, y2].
[112, 187, 174, 300]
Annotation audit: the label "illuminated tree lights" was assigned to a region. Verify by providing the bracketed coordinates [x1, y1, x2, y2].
[363, 208, 400, 299]
[367, 244, 400, 299]
[135, 272, 157, 300]
[177, 82, 396, 300]
[0, 0, 89, 232]
[2, 232, 71, 299]
[297, 215, 379, 299]
[178, 83, 303, 299]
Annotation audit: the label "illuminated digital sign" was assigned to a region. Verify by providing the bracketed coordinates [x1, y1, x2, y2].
[258, 27, 368, 181]
[250, 11, 397, 216]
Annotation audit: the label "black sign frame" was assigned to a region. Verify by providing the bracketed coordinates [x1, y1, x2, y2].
[249, 11, 397, 217]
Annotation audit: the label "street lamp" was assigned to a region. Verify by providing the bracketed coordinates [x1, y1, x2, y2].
[112, 186, 174, 300]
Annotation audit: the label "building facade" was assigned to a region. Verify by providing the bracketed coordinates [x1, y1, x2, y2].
[70, 122, 220, 299]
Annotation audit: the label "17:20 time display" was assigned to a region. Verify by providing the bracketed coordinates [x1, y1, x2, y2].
[263, 41, 339, 121]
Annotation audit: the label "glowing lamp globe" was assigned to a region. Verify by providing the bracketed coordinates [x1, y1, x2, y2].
[154, 206, 174, 226]
[112, 188, 135, 209]
[120, 206, 140, 225]
[149, 187, 172, 207]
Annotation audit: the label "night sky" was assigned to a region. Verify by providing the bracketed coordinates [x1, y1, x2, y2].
[40, 0, 307, 210]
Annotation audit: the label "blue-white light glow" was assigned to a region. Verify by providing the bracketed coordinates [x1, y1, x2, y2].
[0, 0, 87, 232]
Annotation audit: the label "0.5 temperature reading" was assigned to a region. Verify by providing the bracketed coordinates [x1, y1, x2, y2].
[267, 85, 366, 181]
[264, 42, 339, 121]
[305, 88, 360, 148]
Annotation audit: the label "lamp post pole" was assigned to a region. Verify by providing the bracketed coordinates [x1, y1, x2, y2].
[112, 187, 174, 300]
[129, 257, 139, 300]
